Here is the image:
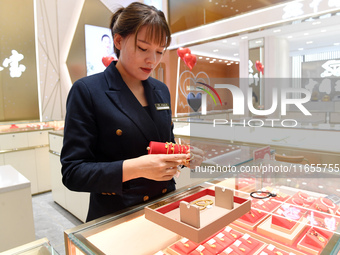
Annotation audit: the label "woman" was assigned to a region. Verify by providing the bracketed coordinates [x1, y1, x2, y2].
[61, 2, 188, 222]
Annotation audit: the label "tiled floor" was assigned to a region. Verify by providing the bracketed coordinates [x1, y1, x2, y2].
[32, 192, 83, 255]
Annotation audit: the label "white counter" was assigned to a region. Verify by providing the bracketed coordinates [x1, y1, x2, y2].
[0, 165, 30, 193]
[0, 165, 35, 252]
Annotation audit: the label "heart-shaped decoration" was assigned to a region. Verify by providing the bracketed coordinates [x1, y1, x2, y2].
[183, 53, 197, 70]
[177, 47, 191, 60]
[255, 60, 264, 75]
[187, 92, 202, 112]
[102, 56, 115, 67]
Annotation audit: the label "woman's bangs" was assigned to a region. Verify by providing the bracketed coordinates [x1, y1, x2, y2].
[145, 23, 170, 48]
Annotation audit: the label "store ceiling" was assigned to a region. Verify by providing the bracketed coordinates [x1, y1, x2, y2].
[189, 11, 340, 62]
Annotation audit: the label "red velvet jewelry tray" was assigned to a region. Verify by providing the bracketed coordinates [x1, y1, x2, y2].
[234, 208, 270, 231]
[297, 227, 333, 255]
[145, 186, 251, 243]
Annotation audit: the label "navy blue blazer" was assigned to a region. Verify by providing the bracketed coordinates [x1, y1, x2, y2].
[61, 62, 176, 221]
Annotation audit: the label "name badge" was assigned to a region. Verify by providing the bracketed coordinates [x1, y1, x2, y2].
[155, 103, 170, 110]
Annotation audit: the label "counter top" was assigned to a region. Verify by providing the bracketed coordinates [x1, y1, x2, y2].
[0, 165, 30, 193]
[48, 130, 64, 136]
[0, 126, 53, 134]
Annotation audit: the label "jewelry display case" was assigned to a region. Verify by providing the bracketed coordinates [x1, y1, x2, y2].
[1, 238, 59, 255]
[64, 151, 340, 255]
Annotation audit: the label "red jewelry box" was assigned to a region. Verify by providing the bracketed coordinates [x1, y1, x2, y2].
[188, 245, 213, 255]
[258, 244, 291, 255]
[219, 226, 243, 241]
[202, 237, 225, 254]
[147, 141, 189, 154]
[271, 204, 305, 234]
[239, 233, 265, 252]
[297, 227, 333, 255]
[145, 186, 251, 243]
[167, 238, 199, 255]
[252, 198, 280, 213]
[229, 239, 253, 254]
[310, 197, 338, 218]
[235, 208, 269, 231]
[213, 231, 235, 248]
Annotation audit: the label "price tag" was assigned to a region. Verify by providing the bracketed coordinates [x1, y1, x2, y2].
[225, 226, 232, 232]
[267, 244, 275, 251]
[180, 238, 189, 243]
[196, 245, 205, 252]
[207, 239, 216, 245]
[234, 240, 242, 247]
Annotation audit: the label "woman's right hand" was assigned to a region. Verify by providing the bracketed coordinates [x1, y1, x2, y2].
[122, 153, 190, 182]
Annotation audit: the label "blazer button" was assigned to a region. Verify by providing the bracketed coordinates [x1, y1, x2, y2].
[162, 188, 167, 194]
[143, 195, 149, 201]
[116, 129, 123, 136]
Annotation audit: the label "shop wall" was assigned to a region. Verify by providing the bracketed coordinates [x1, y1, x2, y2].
[163, 50, 239, 115]
[36, 0, 144, 121]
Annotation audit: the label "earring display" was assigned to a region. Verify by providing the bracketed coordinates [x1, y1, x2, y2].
[145, 186, 251, 243]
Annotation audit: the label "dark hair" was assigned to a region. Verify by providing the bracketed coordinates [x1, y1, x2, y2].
[110, 2, 171, 58]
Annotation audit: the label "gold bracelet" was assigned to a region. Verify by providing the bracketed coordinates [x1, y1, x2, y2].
[191, 199, 213, 210]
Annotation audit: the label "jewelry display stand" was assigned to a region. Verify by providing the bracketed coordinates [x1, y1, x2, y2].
[145, 186, 251, 243]
[257, 216, 309, 246]
[297, 227, 333, 255]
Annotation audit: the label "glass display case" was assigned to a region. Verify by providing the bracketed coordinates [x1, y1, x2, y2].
[1, 238, 59, 255]
[64, 139, 340, 255]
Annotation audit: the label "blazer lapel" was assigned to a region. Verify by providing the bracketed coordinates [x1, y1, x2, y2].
[104, 63, 161, 142]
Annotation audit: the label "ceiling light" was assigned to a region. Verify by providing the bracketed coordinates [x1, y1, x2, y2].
[210, 61, 214, 63]
[241, 36, 248, 40]
[234, 53, 239, 56]
[224, 60, 228, 63]
[219, 60, 222, 62]
[312, 21, 321, 25]
[213, 49, 219, 52]
[236, 62, 239, 64]
[318, 185, 324, 189]
[222, 40, 227, 43]
[273, 29, 281, 33]
[255, 40, 262, 44]
[306, 41, 313, 44]
[227, 63, 231, 65]
[213, 59, 216, 61]
[230, 61, 234, 63]
[302, 182, 307, 185]
[206, 58, 210, 60]
[298, 48, 304, 51]
[199, 56, 203, 59]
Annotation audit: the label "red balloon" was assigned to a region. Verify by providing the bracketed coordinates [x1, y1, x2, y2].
[102, 56, 115, 67]
[177, 47, 191, 60]
[255, 60, 264, 75]
[183, 53, 197, 70]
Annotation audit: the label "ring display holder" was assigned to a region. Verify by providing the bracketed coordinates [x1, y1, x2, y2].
[145, 186, 251, 243]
